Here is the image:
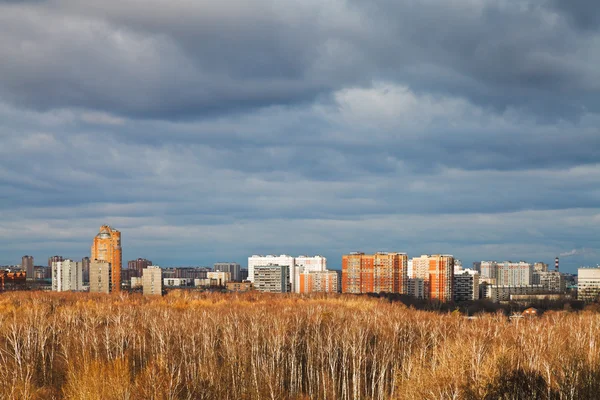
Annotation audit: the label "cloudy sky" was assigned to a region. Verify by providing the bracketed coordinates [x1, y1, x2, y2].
[1, 0, 599, 272]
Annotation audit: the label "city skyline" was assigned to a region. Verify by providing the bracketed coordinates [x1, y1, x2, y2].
[1, 1, 600, 274]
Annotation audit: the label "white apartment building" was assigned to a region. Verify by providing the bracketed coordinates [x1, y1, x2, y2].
[142, 266, 163, 296]
[480, 261, 498, 280]
[52, 260, 83, 292]
[578, 267, 600, 302]
[411, 255, 430, 279]
[496, 262, 532, 286]
[248, 255, 326, 293]
[254, 264, 289, 293]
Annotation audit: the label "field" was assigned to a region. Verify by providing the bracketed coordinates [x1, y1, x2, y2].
[0, 291, 598, 399]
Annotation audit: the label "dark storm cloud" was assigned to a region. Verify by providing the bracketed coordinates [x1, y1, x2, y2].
[0, 0, 599, 119]
[550, 0, 600, 31]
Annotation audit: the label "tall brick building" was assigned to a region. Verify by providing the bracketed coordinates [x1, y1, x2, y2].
[91, 225, 122, 292]
[342, 252, 408, 294]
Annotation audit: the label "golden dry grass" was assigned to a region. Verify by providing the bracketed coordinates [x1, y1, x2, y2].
[0, 291, 598, 399]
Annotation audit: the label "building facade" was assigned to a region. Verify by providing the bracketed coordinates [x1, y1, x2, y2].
[207, 271, 230, 286]
[428, 255, 454, 302]
[48, 255, 64, 269]
[480, 261, 498, 280]
[496, 262, 532, 286]
[226, 281, 254, 292]
[22, 256, 34, 280]
[52, 260, 83, 292]
[128, 258, 153, 278]
[254, 264, 289, 293]
[82, 257, 90, 284]
[213, 262, 241, 282]
[89, 260, 112, 293]
[486, 285, 546, 302]
[453, 269, 480, 301]
[298, 270, 338, 293]
[142, 266, 163, 296]
[91, 225, 122, 292]
[342, 252, 408, 294]
[578, 268, 600, 302]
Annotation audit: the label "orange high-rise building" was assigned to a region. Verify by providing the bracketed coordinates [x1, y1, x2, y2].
[342, 252, 407, 294]
[428, 254, 454, 302]
[91, 225, 122, 293]
[298, 270, 339, 293]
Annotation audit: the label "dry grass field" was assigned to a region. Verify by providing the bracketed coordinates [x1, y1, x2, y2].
[0, 291, 598, 399]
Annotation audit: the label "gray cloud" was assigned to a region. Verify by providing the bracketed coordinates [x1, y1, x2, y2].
[0, 1, 599, 272]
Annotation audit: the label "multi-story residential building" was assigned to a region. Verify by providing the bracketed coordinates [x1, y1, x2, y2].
[342, 252, 408, 294]
[536, 271, 565, 293]
[254, 264, 289, 293]
[240, 269, 249, 281]
[453, 269, 479, 301]
[407, 278, 426, 299]
[213, 262, 241, 282]
[226, 281, 254, 292]
[89, 260, 112, 294]
[533, 262, 548, 273]
[52, 260, 83, 292]
[411, 255, 430, 279]
[142, 266, 162, 296]
[480, 261, 498, 280]
[163, 267, 211, 280]
[48, 255, 64, 269]
[248, 255, 294, 284]
[82, 257, 90, 284]
[249, 255, 326, 292]
[298, 270, 338, 293]
[22, 256, 34, 280]
[428, 255, 454, 302]
[207, 271, 230, 286]
[486, 285, 546, 302]
[91, 225, 122, 292]
[578, 267, 600, 302]
[128, 258, 153, 278]
[496, 262, 532, 286]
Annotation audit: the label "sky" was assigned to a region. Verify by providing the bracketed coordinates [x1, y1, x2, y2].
[1, 0, 599, 272]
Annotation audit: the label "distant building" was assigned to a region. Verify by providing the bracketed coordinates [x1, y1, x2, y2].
[480, 261, 498, 280]
[248, 255, 326, 292]
[407, 278, 426, 299]
[22, 256, 34, 280]
[142, 266, 163, 296]
[578, 267, 600, 302]
[91, 225, 122, 292]
[226, 281, 254, 292]
[298, 270, 338, 293]
[342, 252, 408, 294]
[533, 262, 548, 273]
[130, 277, 143, 288]
[240, 269, 249, 281]
[254, 264, 289, 293]
[214, 263, 241, 282]
[428, 255, 454, 302]
[207, 271, 230, 286]
[89, 261, 112, 294]
[453, 269, 480, 301]
[164, 278, 193, 287]
[0, 271, 26, 291]
[52, 260, 83, 292]
[163, 267, 210, 280]
[486, 285, 545, 302]
[128, 258, 153, 278]
[48, 255, 64, 269]
[82, 257, 90, 284]
[496, 262, 532, 286]
[537, 271, 566, 293]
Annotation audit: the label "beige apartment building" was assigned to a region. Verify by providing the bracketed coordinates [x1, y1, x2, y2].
[142, 266, 163, 296]
[89, 260, 112, 293]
